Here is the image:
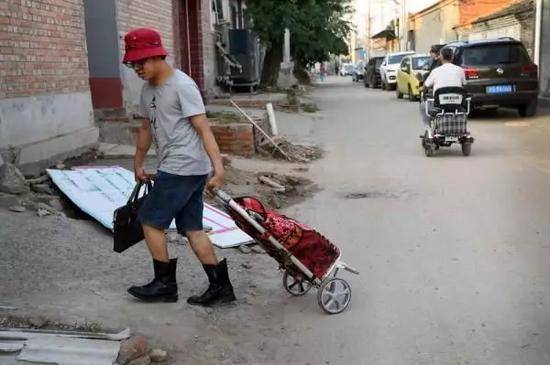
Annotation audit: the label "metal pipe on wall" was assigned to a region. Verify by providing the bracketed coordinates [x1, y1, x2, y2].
[534, 0, 542, 66]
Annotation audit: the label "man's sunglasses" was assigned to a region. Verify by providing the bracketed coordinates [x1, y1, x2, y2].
[124, 58, 149, 69]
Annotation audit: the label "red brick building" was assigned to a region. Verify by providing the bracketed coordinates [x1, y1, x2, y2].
[0, 0, 98, 171]
[1, 0, 246, 171]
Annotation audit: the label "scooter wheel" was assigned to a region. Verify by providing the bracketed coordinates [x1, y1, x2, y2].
[425, 145, 435, 157]
[461, 142, 472, 156]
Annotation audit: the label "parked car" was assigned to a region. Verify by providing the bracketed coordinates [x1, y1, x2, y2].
[352, 62, 365, 82]
[442, 38, 539, 117]
[364, 56, 384, 88]
[380, 51, 415, 90]
[396, 54, 431, 101]
[340, 63, 354, 76]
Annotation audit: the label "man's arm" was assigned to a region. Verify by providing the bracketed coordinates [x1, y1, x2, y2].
[190, 114, 224, 191]
[424, 71, 435, 89]
[134, 118, 152, 181]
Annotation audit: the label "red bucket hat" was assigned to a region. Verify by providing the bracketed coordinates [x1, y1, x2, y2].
[123, 28, 168, 63]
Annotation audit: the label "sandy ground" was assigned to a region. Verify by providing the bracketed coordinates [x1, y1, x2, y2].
[2, 76, 550, 364]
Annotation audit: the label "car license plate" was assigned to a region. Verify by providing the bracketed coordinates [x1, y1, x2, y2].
[445, 136, 459, 143]
[486, 85, 513, 94]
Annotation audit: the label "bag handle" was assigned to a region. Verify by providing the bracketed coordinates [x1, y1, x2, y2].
[127, 180, 153, 205]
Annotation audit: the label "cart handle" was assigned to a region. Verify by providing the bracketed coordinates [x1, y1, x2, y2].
[213, 188, 232, 204]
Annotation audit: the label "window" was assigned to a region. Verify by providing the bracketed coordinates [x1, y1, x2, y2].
[388, 54, 408, 64]
[462, 44, 530, 66]
[212, 0, 224, 22]
[412, 57, 430, 70]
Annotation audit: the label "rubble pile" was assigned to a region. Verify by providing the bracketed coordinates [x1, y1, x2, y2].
[258, 137, 322, 163]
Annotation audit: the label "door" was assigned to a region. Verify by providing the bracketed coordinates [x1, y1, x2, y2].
[397, 57, 410, 93]
[179, 0, 204, 90]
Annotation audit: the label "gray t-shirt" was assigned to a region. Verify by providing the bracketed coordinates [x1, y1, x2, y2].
[139, 69, 212, 176]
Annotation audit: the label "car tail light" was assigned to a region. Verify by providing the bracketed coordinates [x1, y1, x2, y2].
[463, 67, 479, 80]
[522, 63, 538, 76]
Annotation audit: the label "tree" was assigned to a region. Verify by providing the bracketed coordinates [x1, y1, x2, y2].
[246, 0, 352, 87]
[291, 0, 352, 84]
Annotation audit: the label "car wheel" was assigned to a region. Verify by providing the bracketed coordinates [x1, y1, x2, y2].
[396, 86, 403, 99]
[518, 100, 537, 117]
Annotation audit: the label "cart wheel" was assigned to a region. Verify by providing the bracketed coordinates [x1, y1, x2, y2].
[317, 278, 352, 315]
[425, 145, 435, 157]
[461, 142, 472, 156]
[283, 271, 312, 296]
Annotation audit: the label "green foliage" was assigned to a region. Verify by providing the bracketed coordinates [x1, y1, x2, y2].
[246, 0, 352, 81]
[291, 0, 353, 67]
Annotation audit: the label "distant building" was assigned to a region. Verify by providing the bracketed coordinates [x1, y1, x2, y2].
[408, 0, 524, 54]
[370, 29, 398, 56]
[455, 1, 535, 57]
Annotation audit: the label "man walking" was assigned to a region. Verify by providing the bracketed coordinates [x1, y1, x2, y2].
[122, 28, 235, 306]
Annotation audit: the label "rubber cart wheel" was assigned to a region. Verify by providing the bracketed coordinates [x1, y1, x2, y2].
[461, 142, 472, 156]
[317, 278, 352, 314]
[283, 271, 312, 296]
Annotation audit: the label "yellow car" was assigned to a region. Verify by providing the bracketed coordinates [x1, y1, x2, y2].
[396, 54, 431, 101]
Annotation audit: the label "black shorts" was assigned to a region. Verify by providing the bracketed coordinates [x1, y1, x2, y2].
[138, 170, 207, 234]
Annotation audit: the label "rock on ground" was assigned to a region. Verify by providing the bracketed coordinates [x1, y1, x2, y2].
[118, 336, 148, 365]
[0, 163, 28, 194]
[149, 348, 168, 362]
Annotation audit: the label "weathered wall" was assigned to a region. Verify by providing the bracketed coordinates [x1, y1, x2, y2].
[411, 0, 460, 53]
[0, 0, 98, 168]
[456, 12, 535, 57]
[459, 0, 521, 25]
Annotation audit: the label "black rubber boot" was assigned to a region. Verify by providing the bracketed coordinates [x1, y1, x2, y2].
[128, 259, 178, 302]
[187, 259, 236, 306]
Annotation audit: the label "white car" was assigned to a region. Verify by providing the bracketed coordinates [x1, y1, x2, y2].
[379, 51, 415, 90]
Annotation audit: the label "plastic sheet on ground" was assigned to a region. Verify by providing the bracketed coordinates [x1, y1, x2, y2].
[47, 166, 253, 248]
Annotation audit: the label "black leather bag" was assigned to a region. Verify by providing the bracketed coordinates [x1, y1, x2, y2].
[113, 180, 152, 253]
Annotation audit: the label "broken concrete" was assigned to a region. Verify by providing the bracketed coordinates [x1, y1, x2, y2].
[97, 143, 155, 160]
[0, 163, 28, 194]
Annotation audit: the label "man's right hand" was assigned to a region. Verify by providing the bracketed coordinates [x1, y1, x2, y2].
[135, 166, 148, 182]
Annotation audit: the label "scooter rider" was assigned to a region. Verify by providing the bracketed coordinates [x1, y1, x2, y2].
[426, 44, 444, 75]
[419, 47, 466, 126]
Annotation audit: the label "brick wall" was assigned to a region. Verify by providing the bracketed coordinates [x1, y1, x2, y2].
[211, 123, 255, 156]
[117, 0, 177, 65]
[459, 0, 521, 25]
[0, 0, 89, 99]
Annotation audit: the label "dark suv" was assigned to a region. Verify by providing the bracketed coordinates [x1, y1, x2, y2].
[364, 56, 384, 88]
[442, 38, 539, 117]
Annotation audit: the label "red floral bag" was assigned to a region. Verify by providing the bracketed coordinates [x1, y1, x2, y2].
[262, 212, 310, 250]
